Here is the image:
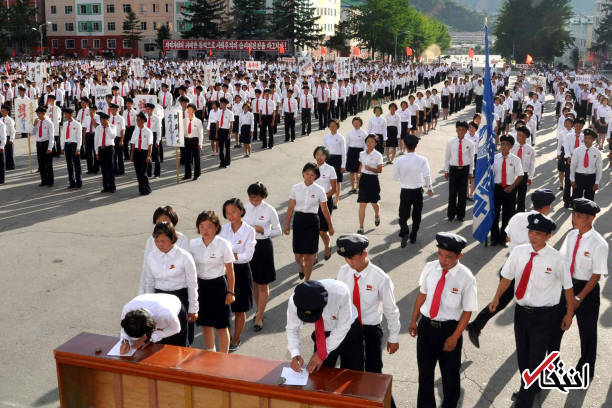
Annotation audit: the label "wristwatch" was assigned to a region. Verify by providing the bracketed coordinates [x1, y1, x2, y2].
[226, 291, 235, 296]
[574, 296, 582, 303]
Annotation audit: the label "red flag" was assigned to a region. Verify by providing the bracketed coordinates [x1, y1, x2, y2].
[354, 46, 360, 57]
[248, 46, 252, 55]
[209, 49, 212, 57]
[406, 46, 413, 56]
[525, 54, 533, 65]
[468, 48, 475, 59]
[279, 44, 285, 54]
[5, 62, 10, 72]
[83, 48, 88, 56]
[320, 46, 326, 55]
[11, 49, 16, 57]
[37, 45, 41, 55]
[588, 52, 594, 62]
[417, 55, 421, 61]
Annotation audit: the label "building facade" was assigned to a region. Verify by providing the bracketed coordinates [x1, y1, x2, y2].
[555, 15, 593, 67]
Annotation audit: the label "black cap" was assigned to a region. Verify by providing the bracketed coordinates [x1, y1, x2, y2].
[124, 97, 133, 103]
[574, 117, 585, 125]
[500, 135, 515, 145]
[178, 96, 189, 103]
[35, 106, 47, 113]
[336, 234, 369, 258]
[287, 88, 294, 94]
[527, 213, 556, 233]
[530, 188, 555, 208]
[46, 94, 56, 100]
[145, 102, 155, 109]
[97, 112, 110, 120]
[136, 112, 147, 121]
[583, 128, 597, 139]
[219, 97, 229, 104]
[403, 133, 419, 148]
[572, 198, 600, 215]
[435, 232, 467, 254]
[456, 121, 469, 129]
[293, 281, 328, 323]
[516, 126, 530, 137]
[17, 85, 25, 91]
[80, 96, 90, 102]
[109, 103, 119, 109]
[62, 107, 74, 114]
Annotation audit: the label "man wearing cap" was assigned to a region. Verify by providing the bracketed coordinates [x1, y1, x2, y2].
[300, 86, 314, 136]
[491, 135, 523, 246]
[409, 232, 477, 408]
[1, 104, 15, 171]
[123, 98, 137, 161]
[511, 127, 536, 212]
[60, 108, 83, 189]
[286, 280, 364, 374]
[46, 94, 62, 158]
[467, 188, 556, 348]
[562, 117, 585, 207]
[82, 106, 100, 174]
[553, 198, 607, 380]
[216, 97, 234, 168]
[251, 89, 262, 141]
[33, 106, 55, 186]
[444, 121, 475, 222]
[489, 213, 574, 407]
[144, 103, 162, 178]
[259, 89, 276, 149]
[393, 134, 433, 246]
[335, 234, 400, 377]
[283, 88, 298, 142]
[570, 128, 601, 201]
[129, 112, 153, 195]
[94, 112, 117, 193]
[109, 103, 125, 176]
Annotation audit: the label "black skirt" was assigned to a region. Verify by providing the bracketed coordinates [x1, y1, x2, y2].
[239, 124, 251, 144]
[327, 154, 343, 182]
[208, 122, 217, 141]
[318, 196, 334, 232]
[250, 238, 276, 284]
[410, 115, 417, 130]
[400, 122, 409, 139]
[374, 134, 384, 154]
[233, 119, 240, 134]
[386, 126, 398, 147]
[154, 288, 189, 347]
[231, 263, 253, 313]
[418, 111, 425, 126]
[432, 104, 439, 118]
[358, 173, 380, 203]
[292, 211, 320, 254]
[441, 95, 449, 109]
[346, 147, 362, 173]
[196, 276, 231, 329]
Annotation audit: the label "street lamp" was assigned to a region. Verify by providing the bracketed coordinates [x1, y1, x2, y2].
[394, 30, 410, 62]
[32, 22, 52, 57]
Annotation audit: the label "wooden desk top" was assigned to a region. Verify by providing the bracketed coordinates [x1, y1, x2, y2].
[55, 332, 392, 407]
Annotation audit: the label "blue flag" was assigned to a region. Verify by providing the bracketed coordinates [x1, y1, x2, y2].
[472, 22, 496, 243]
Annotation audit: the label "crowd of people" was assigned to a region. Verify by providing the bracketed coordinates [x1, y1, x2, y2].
[1, 57, 610, 408]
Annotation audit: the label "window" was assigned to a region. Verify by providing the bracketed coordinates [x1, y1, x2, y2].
[51, 39, 58, 48]
[79, 22, 89, 32]
[92, 4, 100, 14]
[122, 4, 131, 12]
[79, 5, 87, 14]
[92, 22, 101, 31]
[153, 22, 157, 30]
[140, 4, 145, 13]
[140, 21, 147, 30]
[50, 5, 56, 14]
[93, 39, 100, 49]
[144, 43, 156, 52]
[65, 39, 75, 49]
[177, 21, 187, 32]
[81, 39, 88, 48]
[51, 23, 58, 32]
[107, 4, 115, 13]
[65, 5, 72, 14]
[152, 4, 158, 12]
[65, 22, 74, 31]
[165, 3, 169, 12]
[107, 39, 116, 49]
[107, 22, 116, 31]
[122, 39, 132, 49]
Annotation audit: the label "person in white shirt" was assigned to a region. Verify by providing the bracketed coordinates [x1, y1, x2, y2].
[593, 96, 609, 149]
[142, 222, 198, 347]
[46, 94, 62, 158]
[184, 103, 204, 181]
[409, 232, 477, 408]
[190, 210, 236, 353]
[283, 88, 298, 142]
[60, 108, 83, 188]
[300, 85, 314, 135]
[284, 162, 334, 281]
[122, 98, 137, 161]
[570, 129, 602, 201]
[444, 121, 475, 222]
[33, 106, 55, 186]
[119, 293, 186, 354]
[385, 103, 401, 163]
[238, 102, 254, 157]
[109, 103, 125, 176]
[556, 115, 574, 191]
[216, 97, 234, 168]
[346, 117, 367, 193]
[367, 106, 387, 155]
[244, 182, 281, 331]
[144, 103, 162, 178]
[231, 94, 243, 148]
[0, 116, 5, 183]
[357, 134, 383, 234]
[393, 134, 433, 246]
[313, 146, 338, 262]
[563, 117, 585, 207]
[286, 279, 364, 373]
[82, 105, 99, 174]
[129, 112, 153, 195]
[220, 198, 256, 352]
[490, 213, 574, 407]
[512, 127, 536, 212]
[0, 105, 15, 171]
[323, 119, 346, 208]
[259, 89, 276, 149]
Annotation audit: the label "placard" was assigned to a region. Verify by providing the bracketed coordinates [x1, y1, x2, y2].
[298, 57, 313, 76]
[515, 63, 529, 69]
[133, 94, 158, 113]
[130, 58, 145, 78]
[203, 64, 220, 87]
[165, 108, 184, 147]
[246, 61, 261, 71]
[575, 74, 592, 84]
[333, 57, 350, 79]
[14, 98, 36, 133]
[27, 63, 48, 84]
[94, 85, 111, 110]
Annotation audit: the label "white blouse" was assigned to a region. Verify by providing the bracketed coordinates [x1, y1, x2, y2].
[346, 128, 367, 149]
[315, 163, 338, 194]
[139, 231, 190, 294]
[359, 149, 383, 175]
[244, 201, 282, 240]
[289, 181, 327, 214]
[220, 222, 256, 264]
[189, 235, 234, 280]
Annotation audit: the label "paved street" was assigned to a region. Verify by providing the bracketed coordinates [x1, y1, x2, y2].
[0, 85, 610, 408]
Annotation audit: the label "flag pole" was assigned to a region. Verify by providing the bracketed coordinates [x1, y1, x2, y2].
[175, 147, 179, 184]
[27, 134, 33, 173]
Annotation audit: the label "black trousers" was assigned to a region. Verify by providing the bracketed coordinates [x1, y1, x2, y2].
[447, 166, 469, 220]
[313, 319, 364, 371]
[515, 172, 529, 212]
[349, 95, 358, 115]
[317, 103, 328, 130]
[53, 136, 61, 157]
[475, 95, 483, 113]
[0, 149, 4, 183]
[133, 148, 151, 194]
[363, 324, 384, 373]
[36, 141, 54, 185]
[85, 132, 99, 173]
[64, 142, 82, 187]
[184, 137, 200, 179]
[260, 115, 274, 148]
[218, 128, 231, 166]
[253, 113, 260, 140]
[301, 109, 312, 135]
[573, 172, 596, 201]
[154, 288, 190, 347]
[5, 136, 14, 169]
[563, 168, 573, 206]
[124, 126, 135, 159]
[113, 137, 125, 175]
[284, 113, 295, 141]
[471, 278, 515, 333]
[491, 184, 516, 244]
[147, 132, 160, 177]
[514, 304, 561, 408]
[399, 187, 423, 238]
[417, 317, 462, 408]
[98, 145, 115, 191]
[329, 101, 336, 120]
[339, 99, 347, 121]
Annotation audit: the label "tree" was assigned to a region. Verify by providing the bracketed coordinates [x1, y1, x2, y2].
[155, 24, 171, 57]
[268, 0, 323, 51]
[229, 0, 267, 39]
[493, 0, 573, 63]
[181, 0, 226, 39]
[0, 1, 38, 57]
[591, 3, 611, 56]
[570, 47, 580, 69]
[325, 19, 351, 55]
[122, 10, 142, 55]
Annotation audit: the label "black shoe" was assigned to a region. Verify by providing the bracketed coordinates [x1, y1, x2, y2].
[559, 186, 564, 190]
[409, 231, 417, 244]
[357, 228, 364, 234]
[457, 218, 464, 222]
[101, 188, 110, 193]
[298, 272, 305, 280]
[511, 391, 519, 401]
[254, 324, 263, 332]
[333, 204, 338, 210]
[39, 183, 46, 187]
[400, 236, 408, 248]
[68, 184, 77, 189]
[182, 176, 191, 180]
[192, 176, 199, 181]
[228, 341, 241, 353]
[467, 323, 480, 348]
[448, 216, 455, 221]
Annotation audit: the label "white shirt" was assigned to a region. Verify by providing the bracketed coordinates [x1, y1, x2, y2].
[505, 210, 538, 254]
[220, 222, 256, 264]
[501, 244, 572, 306]
[143, 246, 199, 314]
[493, 153, 524, 185]
[315, 163, 337, 194]
[559, 229, 608, 281]
[286, 279, 357, 358]
[0, 115, 15, 140]
[120, 294, 182, 344]
[94, 124, 116, 149]
[418, 261, 478, 321]
[392, 152, 432, 190]
[337, 262, 401, 342]
[244, 201, 282, 240]
[282, 97, 298, 114]
[184, 116, 204, 146]
[367, 116, 387, 140]
[359, 149, 383, 175]
[82, 115, 99, 134]
[189, 235, 234, 280]
[217, 108, 234, 130]
[385, 113, 401, 129]
[570, 146, 602, 184]
[511, 143, 536, 178]
[323, 132, 347, 168]
[130, 126, 154, 151]
[299, 93, 314, 109]
[398, 108, 411, 126]
[289, 181, 327, 214]
[60, 120, 83, 150]
[563, 130, 584, 158]
[139, 231, 191, 294]
[346, 128, 367, 149]
[444, 137, 476, 173]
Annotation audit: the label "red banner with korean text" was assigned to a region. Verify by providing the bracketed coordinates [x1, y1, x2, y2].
[163, 40, 289, 52]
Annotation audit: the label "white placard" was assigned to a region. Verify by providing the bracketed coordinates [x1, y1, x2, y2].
[107, 340, 137, 357]
[203, 64, 220, 87]
[14, 98, 37, 133]
[575, 74, 592, 84]
[246, 61, 261, 71]
[94, 85, 111, 110]
[333, 57, 350, 79]
[27, 63, 48, 84]
[130, 58, 145, 78]
[298, 57, 313, 76]
[165, 108, 184, 147]
[133, 94, 158, 113]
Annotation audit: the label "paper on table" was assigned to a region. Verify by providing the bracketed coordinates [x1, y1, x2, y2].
[280, 367, 309, 386]
[107, 340, 137, 357]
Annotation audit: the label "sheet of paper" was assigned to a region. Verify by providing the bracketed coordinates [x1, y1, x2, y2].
[107, 340, 137, 357]
[280, 367, 309, 386]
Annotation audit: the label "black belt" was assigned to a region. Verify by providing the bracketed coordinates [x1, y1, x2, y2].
[421, 316, 458, 329]
[517, 304, 558, 313]
[575, 172, 595, 177]
[450, 165, 468, 170]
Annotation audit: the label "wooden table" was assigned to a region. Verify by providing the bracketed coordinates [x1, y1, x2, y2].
[54, 332, 392, 408]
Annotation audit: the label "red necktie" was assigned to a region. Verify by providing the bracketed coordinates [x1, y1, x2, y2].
[584, 148, 589, 168]
[517, 146, 523, 159]
[320, 88, 322, 101]
[65, 120, 70, 140]
[501, 156, 507, 188]
[306, 96, 309, 109]
[127, 111, 131, 127]
[147, 116, 151, 129]
[27, 89, 30, 98]
[266, 101, 269, 115]
[353, 275, 362, 325]
[196, 96, 199, 109]
[162, 93, 166, 107]
[574, 134, 580, 148]
[121, 87, 124, 97]
[102, 127, 106, 147]
[114, 96, 117, 104]
[515, 252, 538, 299]
[112, 116, 115, 125]
[220, 110, 224, 127]
[569, 234, 582, 276]
[89, 119, 93, 133]
[256, 99, 259, 113]
[107, 107, 110, 115]
[429, 269, 449, 319]
[138, 129, 142, 150]
[38, 121, 43, 138]
[288, 98, 291, 113]
[188, 119, 192, 135]
[80, 111, 84, 122]
[458, 139, 463, 166]
[314, 317, 328, 361]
